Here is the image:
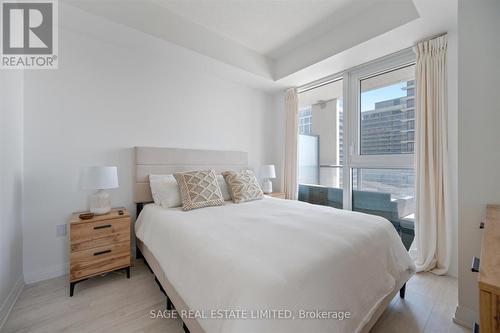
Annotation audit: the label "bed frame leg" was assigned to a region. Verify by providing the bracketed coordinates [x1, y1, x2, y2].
[399, 283, 406, 299]
[143, 258, 153, 274]
[154, 276, 167, 295]
[136, 245, 143, 259]
[183, 322, 190, 333]
[154, 275, 175, 311]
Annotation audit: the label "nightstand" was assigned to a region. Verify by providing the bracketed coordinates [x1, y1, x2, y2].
[68, 207, 131, 296]
[266, 192, 286, 199]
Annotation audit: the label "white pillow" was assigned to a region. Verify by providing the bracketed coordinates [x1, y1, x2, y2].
[149, 174, 231, 208]
[217, 175, 231, 201]
[149, 175, 181, 208]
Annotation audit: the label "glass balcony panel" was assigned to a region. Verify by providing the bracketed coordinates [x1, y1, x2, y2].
[352, 168, 415, 250]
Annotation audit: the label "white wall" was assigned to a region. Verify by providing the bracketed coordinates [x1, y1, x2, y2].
[0, 71, 24, 327]
[21, 5, 277, 283]
[446, 3, 459, 280]
[454, 0, 500, 327]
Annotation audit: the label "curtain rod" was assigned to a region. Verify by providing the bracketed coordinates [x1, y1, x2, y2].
[297, 76, 342, 94]
[415, 32, 448, 45]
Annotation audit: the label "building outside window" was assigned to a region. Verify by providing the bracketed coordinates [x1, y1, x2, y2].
[299, 108, 312, 135]
[360, 76, 415, 155]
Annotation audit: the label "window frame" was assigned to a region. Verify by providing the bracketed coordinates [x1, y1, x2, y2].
[341, 50, 415, 210]
[297, 48, 416, 211]
[346, 49, 416, 168]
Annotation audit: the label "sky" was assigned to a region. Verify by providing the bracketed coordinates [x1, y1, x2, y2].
[360, 82, 406, 112]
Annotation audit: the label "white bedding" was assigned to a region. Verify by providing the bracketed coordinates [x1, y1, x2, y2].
[135, 197, 415, 333]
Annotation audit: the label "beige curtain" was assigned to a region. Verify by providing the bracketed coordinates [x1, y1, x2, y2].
[283, 88, 299, 200]
[412, 35, 451, 274]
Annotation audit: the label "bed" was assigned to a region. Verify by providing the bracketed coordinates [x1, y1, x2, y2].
[133, 147, 415, 333]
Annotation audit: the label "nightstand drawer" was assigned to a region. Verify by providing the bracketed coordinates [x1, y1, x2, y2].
[70, 241, 130, 281]
[70, 217, 129, 250]
[71, 232, 130, 252]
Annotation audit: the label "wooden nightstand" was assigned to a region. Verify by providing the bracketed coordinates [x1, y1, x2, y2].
[68, 207, 131, 296]
[266, 192, 286, 199]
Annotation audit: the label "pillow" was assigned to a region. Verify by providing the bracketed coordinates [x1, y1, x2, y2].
[222, 170, 264, 203]
[174, 170, 224, 211]
[149, 174, 181, 208]
[149, 174, 230, 208]
[217, 175, 231, 201]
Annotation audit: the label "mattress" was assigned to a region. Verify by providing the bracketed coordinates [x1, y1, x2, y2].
[135, 197, 415, 333]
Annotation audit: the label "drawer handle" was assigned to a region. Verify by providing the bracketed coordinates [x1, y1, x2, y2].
[479, 221, 484, 229]
[471, 257, 480, 272]
[93, 249, 111, 256]
[94, 224, 111, 230]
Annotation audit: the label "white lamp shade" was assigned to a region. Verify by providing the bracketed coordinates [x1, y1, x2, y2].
[82, 166, 119, 190]
[260, 164, 276, 179]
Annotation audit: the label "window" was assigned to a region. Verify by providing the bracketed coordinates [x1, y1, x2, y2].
[350, 53, 416, 248]
[297, 79, 343, 208]
[296, 49, 416, 249]
[360, 65, 415, 155]
[299, 108, 312, 134]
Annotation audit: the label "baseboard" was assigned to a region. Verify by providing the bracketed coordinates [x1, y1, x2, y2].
[453, 305, 477, 329]
[24, 262, 68, 284]
[0, 276, 25, 330]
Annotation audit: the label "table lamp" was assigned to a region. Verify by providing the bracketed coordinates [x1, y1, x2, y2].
[260, 164, 276, 194]
[82, 166, 119, 215]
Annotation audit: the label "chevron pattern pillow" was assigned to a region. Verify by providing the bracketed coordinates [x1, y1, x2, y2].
[222, 170, 263, 203]
[174, 170, 224, 211]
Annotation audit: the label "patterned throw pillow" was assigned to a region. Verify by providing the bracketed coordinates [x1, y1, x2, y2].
[173, 170, 224, 211]
[222, 170, 264, 203]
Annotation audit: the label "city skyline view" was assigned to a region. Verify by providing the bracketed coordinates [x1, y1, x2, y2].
[361, 82, 407, 112]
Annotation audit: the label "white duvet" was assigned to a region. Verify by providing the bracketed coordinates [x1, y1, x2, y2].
[135, 197, 415, 333]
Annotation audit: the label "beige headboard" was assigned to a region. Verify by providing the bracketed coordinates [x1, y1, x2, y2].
[134, 146, 248, 203]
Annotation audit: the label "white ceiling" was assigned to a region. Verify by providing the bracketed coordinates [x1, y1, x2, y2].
[153, 0, 352, 56]
[66, 0, 456, 92]
[277, 0, 457, 88]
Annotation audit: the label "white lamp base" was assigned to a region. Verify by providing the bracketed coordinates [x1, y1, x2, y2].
[90, 190, 111, 215]
[262, 179, 273, 194]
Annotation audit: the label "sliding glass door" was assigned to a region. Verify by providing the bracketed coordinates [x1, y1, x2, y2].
[297, 50, 416, 249]
[297, 79, 343, 208]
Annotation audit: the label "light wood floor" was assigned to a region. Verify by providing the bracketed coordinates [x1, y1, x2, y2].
[2, 260, 469, 333]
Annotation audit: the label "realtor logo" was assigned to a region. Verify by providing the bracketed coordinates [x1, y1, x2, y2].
[1, 0, 58, 69]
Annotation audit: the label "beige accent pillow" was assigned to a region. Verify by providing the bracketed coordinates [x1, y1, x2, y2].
[174, 170, 224, 211]
[222, 170, 264, 203]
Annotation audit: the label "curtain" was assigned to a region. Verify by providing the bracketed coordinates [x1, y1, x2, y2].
[411, 35, 451, 274]
[283, 88, 299, 200]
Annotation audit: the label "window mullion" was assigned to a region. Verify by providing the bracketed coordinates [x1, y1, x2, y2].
[342, 70, 352, 211]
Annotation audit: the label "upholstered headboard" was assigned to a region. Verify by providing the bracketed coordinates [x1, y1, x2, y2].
[134, 146, 248, 204]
